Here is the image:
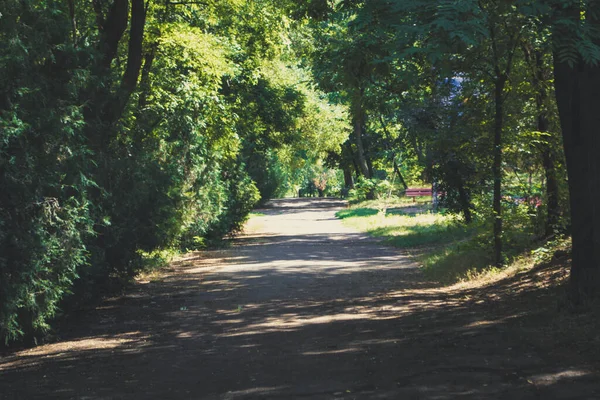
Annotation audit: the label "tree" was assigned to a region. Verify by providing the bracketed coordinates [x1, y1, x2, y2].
[550, 0, 600, 303]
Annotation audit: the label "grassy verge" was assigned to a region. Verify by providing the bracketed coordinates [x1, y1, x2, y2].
[336, 200, 562, 284]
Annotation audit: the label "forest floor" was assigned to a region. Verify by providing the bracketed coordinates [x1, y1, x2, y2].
[1, 198, 600, 399]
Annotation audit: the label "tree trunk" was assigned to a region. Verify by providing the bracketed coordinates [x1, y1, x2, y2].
[540, 121, 560, 236]
[393, 160, 408, 190]
[105, 0, 147, 124]
[552, 2, 600, 304]
[343, 167, 354, 189]
[138, 44, 157, 108]
[457, 180, 472, 224]
[366, 155, 374, 179]
[97, 0, 129, 71]
[530, 48, 560, 235]
[352, 158, 361, 179]
[492, 76, 506, 267]
[554, 53, 600, 304]
[353, 117, 370, 178]
[352, 97, 371, 178]
[68, 0, 77, 44]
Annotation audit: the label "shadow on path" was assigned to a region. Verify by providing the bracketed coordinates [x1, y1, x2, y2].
[0, 199, 598, 399]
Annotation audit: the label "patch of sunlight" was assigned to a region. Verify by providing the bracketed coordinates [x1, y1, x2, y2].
[136, 268, 165, 284]
[186, 265, 218, 274]
[215, 258, 412, 278]
[216, 303, 423, 337]
[0, 332, 146, 371]
[214, 319, 245, 325]
[243, 218, 266, 235]
[302, 347, 361, 356]
[223, 386, 289, 399]
[460, 313, 529, 330]
[529, 369, 593, 386]
[220, 312, 375, 337]
[174, 252, 204, 262]
[355, 338, 405, 346]
[462, 319, 503, 329]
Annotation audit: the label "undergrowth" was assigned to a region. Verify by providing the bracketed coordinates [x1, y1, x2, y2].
[337, 200, 568, 285]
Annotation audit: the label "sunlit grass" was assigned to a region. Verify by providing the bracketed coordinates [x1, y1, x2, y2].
[337, 207, 476, 248]
[338, 201, 555, 285]
[337, 202, 503, 284]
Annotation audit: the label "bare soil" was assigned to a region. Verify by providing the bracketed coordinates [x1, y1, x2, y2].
[1, 198, 599, 399]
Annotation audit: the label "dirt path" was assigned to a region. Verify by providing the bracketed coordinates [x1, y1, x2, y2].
[1, 198, 599, 399]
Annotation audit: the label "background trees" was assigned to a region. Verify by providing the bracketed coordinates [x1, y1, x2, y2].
[308, 0, 597, 303]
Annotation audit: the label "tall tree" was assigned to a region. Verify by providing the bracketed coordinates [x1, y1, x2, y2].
[550, 0, 600, 302]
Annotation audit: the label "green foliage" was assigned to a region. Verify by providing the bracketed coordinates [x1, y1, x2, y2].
[0, 198, 90, 344]
[348, 177, 394, 202]
[0, 0, 348, 345]
[0, 0, 92, 343]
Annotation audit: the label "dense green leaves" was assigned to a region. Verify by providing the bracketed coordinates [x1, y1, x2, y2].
[0, 0, 347, 344]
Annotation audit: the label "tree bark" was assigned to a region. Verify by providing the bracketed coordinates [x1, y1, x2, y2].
[343, 167, 354, 189]
[68, 0, 77, 44]
[97, 0, 129, 71]
[106, 0, 146, 124]
[85, 0, 130, 153]
[352, 95, 371, 178]
[554, 60, 600, 303]
[351, 158, 361, 179]
[553, 3, 600, 304]
[458, 181, 473, 224]
[121, 0, 146, 94]
[535, 53, 560, 236]
[492, 75, 506, 267]
[525, 45, 560, 235]
[539, 117, 560, 235]
[393, 160, 408, 190]
[138, 44, 157, 109]
[353, 117, 370, 178]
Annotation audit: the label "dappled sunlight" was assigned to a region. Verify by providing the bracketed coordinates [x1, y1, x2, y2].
[0, 331, 149, 371]
[220, 312, 375, 337]
[2, 199, 598, 399]
[529, 369, 593, 386]
[221, 386, 291, 399]
[301, 347, 361, 356]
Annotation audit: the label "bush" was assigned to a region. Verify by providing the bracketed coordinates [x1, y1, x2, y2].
[0, 196, 90, 344]
[348, 178, 393, 202]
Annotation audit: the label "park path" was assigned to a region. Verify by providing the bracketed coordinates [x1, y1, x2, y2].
[1, 198, 598, 399]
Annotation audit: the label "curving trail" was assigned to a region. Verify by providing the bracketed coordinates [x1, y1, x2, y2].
[1, 198, 598, 399]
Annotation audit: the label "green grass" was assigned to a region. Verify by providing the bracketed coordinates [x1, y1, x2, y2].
[336, 208, 379, 219]
[420, 235, 494, 283]
[337, 207, 476, 248]
[336, 202, 504, 284]
[248, 212, 266, 217]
